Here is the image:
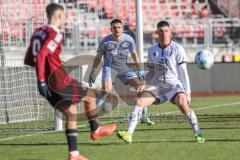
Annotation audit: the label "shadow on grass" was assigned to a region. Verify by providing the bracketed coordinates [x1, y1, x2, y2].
[1, 137, 240, 147]
[0, 141, 125, 146]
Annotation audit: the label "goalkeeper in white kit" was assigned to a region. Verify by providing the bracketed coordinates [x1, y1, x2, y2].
[117, 20, 205, 143]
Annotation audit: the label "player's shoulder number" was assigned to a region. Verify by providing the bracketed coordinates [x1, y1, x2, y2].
[32, 38, 41, 56]
[32, 38, 58, 56]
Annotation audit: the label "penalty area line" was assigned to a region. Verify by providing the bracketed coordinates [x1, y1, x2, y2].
[162, 101, 240, 115]
[0, 120, 117, 142]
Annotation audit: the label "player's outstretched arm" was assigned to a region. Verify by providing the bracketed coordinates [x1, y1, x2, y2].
[91, 53, 102, 72]
[176, 46, 191, 103]
[88, 53, 102, 87]
[178, 63, 191, 103]
[144, 48, 155, 84]
[130, 51, 142, 70]
[35, 33, 56, 81]
[131, 51, 145, 81]
[34, 33, 57, 97]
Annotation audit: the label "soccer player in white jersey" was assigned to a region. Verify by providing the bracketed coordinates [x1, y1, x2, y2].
[88, 19, 154, 125]
[117, 20, 205, 143]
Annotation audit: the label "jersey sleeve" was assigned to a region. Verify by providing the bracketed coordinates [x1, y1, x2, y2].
[24, 44, 34, 67]
[145, 48, 154, 82]
[147, 48, 154, 65]
[176, 45, 187, 65]
[129, 36, 136, 53]
[35, 32, 59, 81]
[176, 46, 191, 94]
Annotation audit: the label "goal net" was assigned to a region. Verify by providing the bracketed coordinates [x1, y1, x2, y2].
[0, 58, 56, 140]
[0, 0, 56, 141]
[0, 60, 45, 124]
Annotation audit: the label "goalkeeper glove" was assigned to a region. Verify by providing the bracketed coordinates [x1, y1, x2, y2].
[136, 70, 145, 81]
[37, 80, 51, 97]
[88, 70, 96, 87]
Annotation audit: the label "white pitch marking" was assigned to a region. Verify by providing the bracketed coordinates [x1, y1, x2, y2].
[162, 101, 240, 115]
[0, 121, 115, 142]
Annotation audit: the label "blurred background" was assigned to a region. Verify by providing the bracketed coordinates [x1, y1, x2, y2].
[0, 0, 240, 62]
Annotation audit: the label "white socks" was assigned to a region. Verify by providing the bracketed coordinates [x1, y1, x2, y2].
[128, 106, 143, 134]
[185, 109, 201, 135]
[70, 151, 79, 157]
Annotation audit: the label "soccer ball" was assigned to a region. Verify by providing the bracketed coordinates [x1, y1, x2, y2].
[195, 50, 214, 69]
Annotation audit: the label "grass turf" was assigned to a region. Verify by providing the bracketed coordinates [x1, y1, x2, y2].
[0, 95, 240, 160]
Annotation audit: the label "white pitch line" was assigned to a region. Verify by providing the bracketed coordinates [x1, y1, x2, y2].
[0, 130, 55, 142]
[0, 101, 240, 142]
[0, 121, 116, 142]
[162, 101, 240, 115]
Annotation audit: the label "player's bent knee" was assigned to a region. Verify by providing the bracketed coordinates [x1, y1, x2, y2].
[175, 93, 187, 105]
[135, 91, 154, 107]
[174, 94, 190, 114]
[61, 104, 78, 121]
[135, 97, 146, 107]
[181, 106, 190, 114]
[82, 88, 96, 102]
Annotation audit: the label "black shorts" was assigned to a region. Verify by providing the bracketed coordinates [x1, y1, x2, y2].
[45, 80, 87, 109]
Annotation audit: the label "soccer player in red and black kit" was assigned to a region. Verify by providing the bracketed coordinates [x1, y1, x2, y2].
[24, 3, 116, 160]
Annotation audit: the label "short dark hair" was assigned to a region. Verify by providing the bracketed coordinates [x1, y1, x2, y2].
[157, 20, 170, 28]
[110, 19, 122, 26]
[46, 3, 64, 20]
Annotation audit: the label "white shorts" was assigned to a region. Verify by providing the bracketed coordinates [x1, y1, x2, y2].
[156, 84, 186, 104]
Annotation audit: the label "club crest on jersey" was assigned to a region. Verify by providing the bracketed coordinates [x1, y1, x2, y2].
[119, 41, 130, 49]
[54, 33, 63, 43]
[105, 42, 117, 51]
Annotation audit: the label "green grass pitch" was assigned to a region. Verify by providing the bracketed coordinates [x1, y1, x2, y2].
[0, 95, 240, 160]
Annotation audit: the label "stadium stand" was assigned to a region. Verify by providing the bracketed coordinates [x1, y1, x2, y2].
[0, 0, 240, 57]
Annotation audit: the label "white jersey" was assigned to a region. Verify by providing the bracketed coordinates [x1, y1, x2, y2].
[147, 41, 191, 94]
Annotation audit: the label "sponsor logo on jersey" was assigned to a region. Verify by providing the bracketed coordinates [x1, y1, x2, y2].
[153, 52, 159, 57]
[47, 40, 58, 52]
[111, 50, 118, 55]
[54, 33, 63, 43]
